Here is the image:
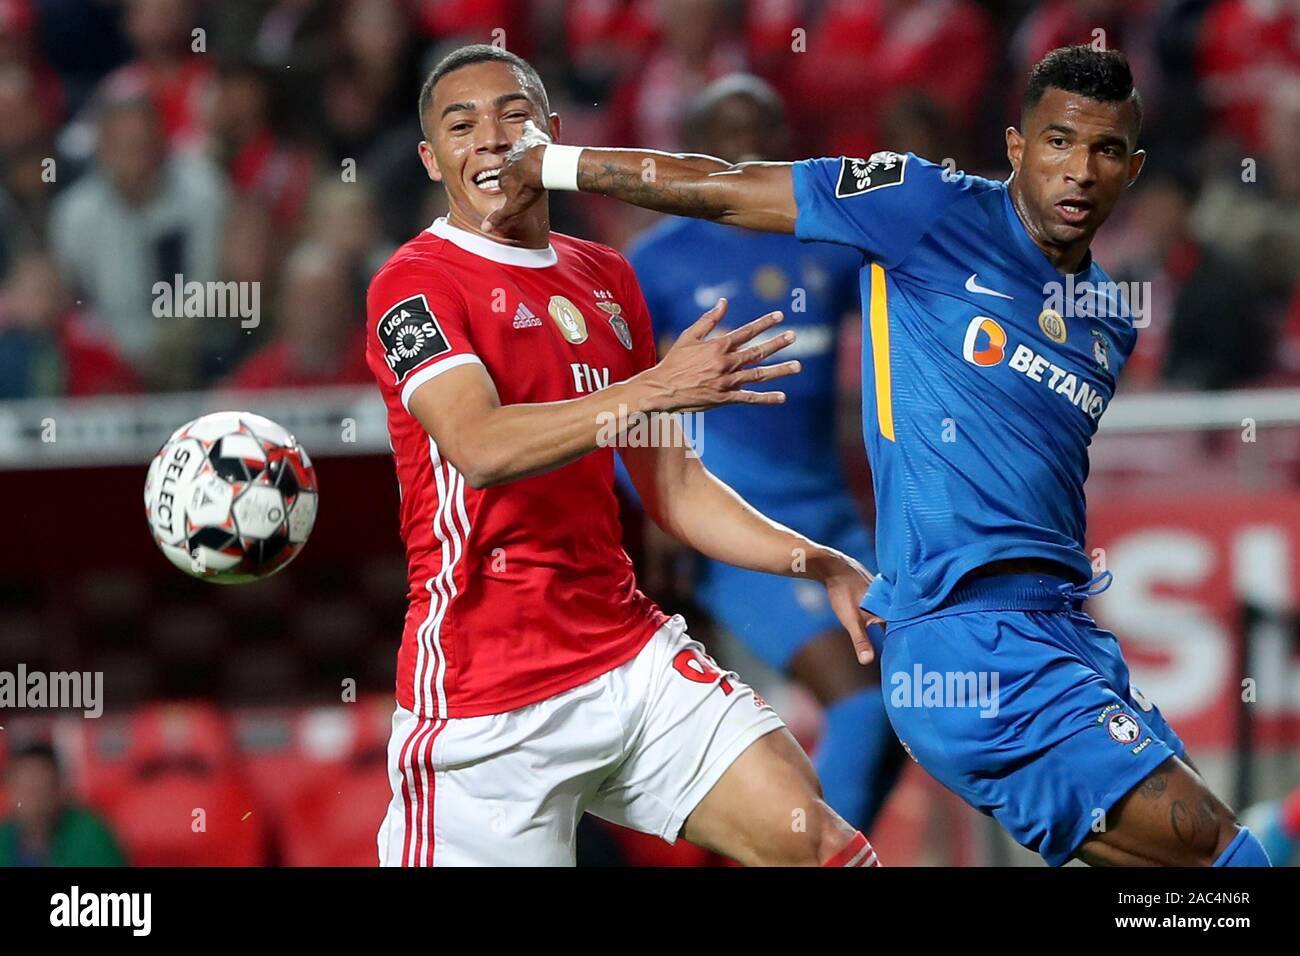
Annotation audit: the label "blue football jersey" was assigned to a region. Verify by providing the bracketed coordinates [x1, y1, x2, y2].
[791, 152, 1137, 620]
[626, 217, 864, 510]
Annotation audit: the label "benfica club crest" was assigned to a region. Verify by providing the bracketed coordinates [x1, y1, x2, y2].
[596, 300, 633, 350]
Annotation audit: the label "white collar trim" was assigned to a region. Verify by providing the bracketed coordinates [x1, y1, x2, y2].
[427, 217, 557, 268]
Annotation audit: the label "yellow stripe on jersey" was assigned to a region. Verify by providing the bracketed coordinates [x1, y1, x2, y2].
[869, 263, 895, 442]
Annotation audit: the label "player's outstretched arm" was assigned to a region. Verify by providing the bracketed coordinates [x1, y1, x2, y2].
[622, 433, 880, 664]
[406, 300, 799, 490]
[484, 121, 797, 236]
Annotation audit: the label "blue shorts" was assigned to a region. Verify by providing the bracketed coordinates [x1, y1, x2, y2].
[695, 497, 876, 671]
[880, 573, 1186, 867]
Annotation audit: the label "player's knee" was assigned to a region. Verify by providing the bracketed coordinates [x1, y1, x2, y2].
[1196, 811, 1242, 866]
[745, 799, 819, 866]
[765, 798, 855, 867]
[1178, 803, 1238, 866]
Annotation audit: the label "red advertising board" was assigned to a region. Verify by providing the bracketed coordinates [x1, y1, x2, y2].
[1087, 493, 1300, 751]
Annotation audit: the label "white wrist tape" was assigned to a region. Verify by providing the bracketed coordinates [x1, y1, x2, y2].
[540, 144, 584, 191]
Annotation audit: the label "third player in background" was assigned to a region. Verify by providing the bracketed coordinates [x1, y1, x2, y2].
[622, 75, 905, 833]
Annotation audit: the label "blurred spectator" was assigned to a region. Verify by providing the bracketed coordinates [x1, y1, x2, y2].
[108, 0, 214, 150]
[743, 0, 808, 78]
[0, 0, 67, 129]
[1277, 279, 1300, 382]
[564, 0, 658, 103]
[208, 196, 281, 378]
[224, 242, 370, 390]
[243, 0, 334, 70]
[1196, 0, 1300, 153]
[609, 0, 748, 150]
[1011, 1, 1162, 129]
[319, 0, 420, 163]
[356, 109, 432, 246]
[27, 0, 130, 117]
[1101, 165, 1271, 390]
[48, 88, 226, 387]
[0, 0, 1290, 401]
[0, 66, 38, 278]
[206, 0, 336, 143]
[305, 179, 394, 297]
[0, 61, 51, 167]
[1192, 79, 1300, 302]
[0, 61, 61, 278]
[0, 743, 125, 867]
[0, 253, 141, 398]
[413, 0, 527, 50]
[880, 93, 962, 167]
[208, 62, 315, 229]
[790, 0, 995, 158]
[221, 196, 280, 291]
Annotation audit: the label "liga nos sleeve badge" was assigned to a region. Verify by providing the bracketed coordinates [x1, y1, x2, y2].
[377, 293, 452, 384]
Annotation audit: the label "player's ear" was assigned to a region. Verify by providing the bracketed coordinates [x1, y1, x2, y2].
[547, 112, 561, 143]
[418, 139, 444, 183]
[1005, 126, 1023, 173]
[1126, 148, 1146, 188]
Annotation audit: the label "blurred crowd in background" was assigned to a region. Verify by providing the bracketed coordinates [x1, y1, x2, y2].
[0, 0, 1298, 400]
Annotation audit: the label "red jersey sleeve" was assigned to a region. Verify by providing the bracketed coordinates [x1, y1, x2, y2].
[366, 259, 481, 411]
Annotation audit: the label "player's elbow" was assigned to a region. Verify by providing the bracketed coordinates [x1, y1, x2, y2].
[428, 436, 497, 490]
[415, 408, 516, 489]
[455, 453, 507, 490]
[462, 468, 506, 490]
[452, 441, 520, 490]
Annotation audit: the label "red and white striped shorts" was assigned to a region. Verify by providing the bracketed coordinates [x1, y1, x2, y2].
[378, 615, 784, 866]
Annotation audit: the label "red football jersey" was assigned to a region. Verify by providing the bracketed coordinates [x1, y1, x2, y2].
[365, 218, 669, 718]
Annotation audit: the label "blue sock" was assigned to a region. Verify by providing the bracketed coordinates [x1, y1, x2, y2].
[813, 686, 906, 832]
[1213, 826, 1273, 867]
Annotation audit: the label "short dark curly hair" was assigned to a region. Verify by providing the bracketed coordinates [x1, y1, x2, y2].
[1023, 44, 1142, 140]
[418, 44, 550, 139]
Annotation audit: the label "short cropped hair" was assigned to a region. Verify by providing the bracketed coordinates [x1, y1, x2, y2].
[1023, 44, 1142, 139]
[418, 44, 550, 138]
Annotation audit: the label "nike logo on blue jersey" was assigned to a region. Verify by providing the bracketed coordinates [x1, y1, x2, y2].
[964, 273, 1014, 300]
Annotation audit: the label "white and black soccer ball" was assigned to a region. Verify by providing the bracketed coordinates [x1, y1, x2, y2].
[144, 411, 319, 583]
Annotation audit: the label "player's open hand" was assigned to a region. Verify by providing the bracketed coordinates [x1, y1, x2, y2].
[481, 120, 550, 237]
[636, 298, 801, 413]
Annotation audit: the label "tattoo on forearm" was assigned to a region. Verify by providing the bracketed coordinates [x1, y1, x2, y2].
[581, 161, 726, 219]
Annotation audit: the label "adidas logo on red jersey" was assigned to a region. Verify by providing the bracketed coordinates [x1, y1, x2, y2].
[512, 302, 542, 329]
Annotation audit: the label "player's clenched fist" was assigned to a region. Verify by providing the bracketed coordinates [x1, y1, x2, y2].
[481, 120, 548, 236]
[633, 298, 801, 413]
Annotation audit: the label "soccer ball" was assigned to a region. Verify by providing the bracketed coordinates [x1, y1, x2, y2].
[144, 411, 319, 583]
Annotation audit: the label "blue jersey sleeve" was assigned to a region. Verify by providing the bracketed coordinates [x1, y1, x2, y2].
[792, 152, 971, 268]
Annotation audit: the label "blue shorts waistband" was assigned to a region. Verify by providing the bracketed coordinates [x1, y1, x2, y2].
[923, 571, 1108, 618]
